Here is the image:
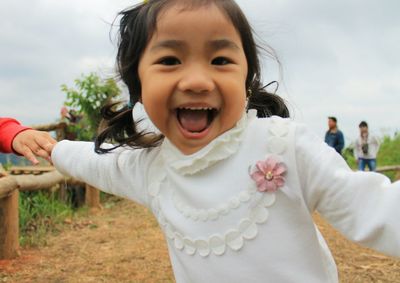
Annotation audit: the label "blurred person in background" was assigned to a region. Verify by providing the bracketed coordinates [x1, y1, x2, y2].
[354, 121, 380, 171]
[325, 116, 345, 155]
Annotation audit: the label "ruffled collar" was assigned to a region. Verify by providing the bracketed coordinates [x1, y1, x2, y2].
[161, 110, 257, 175]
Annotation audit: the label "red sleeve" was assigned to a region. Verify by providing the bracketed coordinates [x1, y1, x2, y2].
[0, 118, 31, 153]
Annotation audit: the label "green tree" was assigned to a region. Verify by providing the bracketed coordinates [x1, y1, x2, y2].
[61, 73, 120, 140]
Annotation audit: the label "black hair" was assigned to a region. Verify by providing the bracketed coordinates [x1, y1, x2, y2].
[95, 0, 290, 153]
[328, 116, 337, 123]
[359, 121, 368, 128]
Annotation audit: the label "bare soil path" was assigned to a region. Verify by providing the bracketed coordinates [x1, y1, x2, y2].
[1, 198, 399, 283]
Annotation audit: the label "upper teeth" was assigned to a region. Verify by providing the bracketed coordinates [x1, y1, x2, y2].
[180, 107, 213, 111]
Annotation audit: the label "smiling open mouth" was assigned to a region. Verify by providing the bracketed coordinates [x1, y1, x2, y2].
[176, 107, 219, 133]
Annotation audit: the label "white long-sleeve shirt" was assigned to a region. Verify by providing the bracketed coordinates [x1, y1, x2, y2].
[52, 111, 400, 283]
[354, 134, 380, 159]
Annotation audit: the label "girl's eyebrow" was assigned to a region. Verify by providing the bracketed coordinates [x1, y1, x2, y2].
[150, 39, 240, 52]
[207, 39, 240, 52]
[150, 40, 186, 52]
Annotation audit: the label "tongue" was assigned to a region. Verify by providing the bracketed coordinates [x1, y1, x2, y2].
[178, 109, 208, 132]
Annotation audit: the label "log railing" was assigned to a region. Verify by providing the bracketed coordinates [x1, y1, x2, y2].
[0, 168, 100, 259]
[31, 122, 67, 140]
[376, 165, 400, 181]
[0, 121, 101, 259]
[1, 163, 399, 260]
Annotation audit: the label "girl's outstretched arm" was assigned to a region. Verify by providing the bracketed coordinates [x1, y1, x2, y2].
[51, 140, 159, 207]
[295, 124, 400, 258]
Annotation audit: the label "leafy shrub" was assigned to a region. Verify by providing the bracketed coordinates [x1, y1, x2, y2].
[61, 73, 121, 141]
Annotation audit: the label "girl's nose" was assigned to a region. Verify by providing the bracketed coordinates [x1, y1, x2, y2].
[177, 64, 215, 94]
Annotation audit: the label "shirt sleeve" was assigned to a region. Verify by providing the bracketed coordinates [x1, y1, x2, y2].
[52, 140, 159, 207]
[0, 118, 30, 153]
[295, 124, 400, 258]
[336, 131, 345, 153]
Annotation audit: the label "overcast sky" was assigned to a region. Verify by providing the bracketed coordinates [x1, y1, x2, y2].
[1, 0, 399, 142]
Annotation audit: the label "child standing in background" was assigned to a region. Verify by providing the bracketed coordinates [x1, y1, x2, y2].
[354, 121, 380, 172]
[0, 117, 55, 164]
[50, 1, 400, 282]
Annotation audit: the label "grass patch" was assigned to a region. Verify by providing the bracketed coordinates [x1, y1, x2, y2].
[18, 190, 117, 247]
[19, 191, 74, 247]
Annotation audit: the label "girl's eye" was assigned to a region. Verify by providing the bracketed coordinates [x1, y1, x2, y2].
[157, 57, 181, 66]
[211, 57, 232, 65]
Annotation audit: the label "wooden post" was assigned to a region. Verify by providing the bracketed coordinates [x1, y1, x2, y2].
[0, 164, 6, 178]
[85, 184, 102, 211]
[58, 182, 68, 203]
[55, 124, 66, 141]
[0, 174, 19, 259]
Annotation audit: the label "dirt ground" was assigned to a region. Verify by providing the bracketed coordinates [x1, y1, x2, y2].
[1, 198, 399, 283]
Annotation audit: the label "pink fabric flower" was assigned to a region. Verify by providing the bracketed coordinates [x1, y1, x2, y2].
[250, 156, 287, 192]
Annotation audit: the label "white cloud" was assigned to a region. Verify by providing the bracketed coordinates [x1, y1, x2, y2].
[238, 0, 400, 140]
[0, 0, 134, 124]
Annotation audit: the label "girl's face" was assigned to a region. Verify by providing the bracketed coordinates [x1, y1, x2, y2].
[138, 3, 248, 155]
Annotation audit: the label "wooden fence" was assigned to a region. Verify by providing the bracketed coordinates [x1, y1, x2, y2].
[0, 122, 100, 259]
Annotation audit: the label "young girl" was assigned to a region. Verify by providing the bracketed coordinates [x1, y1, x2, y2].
[51, 1, 400, 282]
